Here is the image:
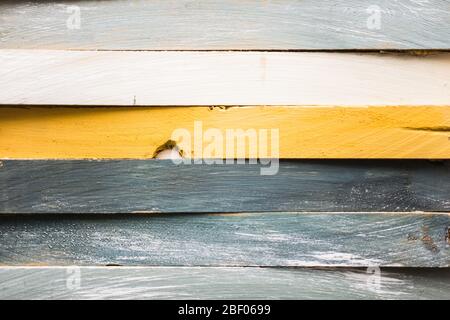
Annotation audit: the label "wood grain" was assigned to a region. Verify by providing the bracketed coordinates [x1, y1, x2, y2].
[0, 213, 448, 267]
[0, 160, 449, 213]
[1, 106, 450, 159]
[1, 51, 449, 106]
[1, 267, 449, 299]
[0, 0, 449, 50]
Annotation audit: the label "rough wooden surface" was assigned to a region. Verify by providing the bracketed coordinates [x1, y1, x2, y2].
[0, 213, 448, 267]
[1, 51, 449, 106]
[1, 267, 449, 300]
[0, 0, 449, 50]
[0, 160, 449, 213]
[1, 106, 450, 159]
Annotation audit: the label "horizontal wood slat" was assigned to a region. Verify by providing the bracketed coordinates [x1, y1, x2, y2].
[1, 51, 449, 106]
[0, 0, 449, 50]
[0, 213, 448, 267]
[0, 160, 449, 213]
[1, 106, 449, 159]
[1, 267, 449, 300]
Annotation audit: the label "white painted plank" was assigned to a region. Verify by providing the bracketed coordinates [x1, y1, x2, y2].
[0, 50, 449, 106]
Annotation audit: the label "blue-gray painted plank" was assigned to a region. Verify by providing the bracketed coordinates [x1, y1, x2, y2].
[0, 0, 449, 50]
[0, 213, 448, 267]
[0, 160, 449, 213]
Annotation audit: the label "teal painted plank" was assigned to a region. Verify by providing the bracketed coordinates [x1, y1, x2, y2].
[0, 213, 448, 267]
[0, 0, 449, 49]
[0, 160, 449, 213]
[1, 267, 449, 300]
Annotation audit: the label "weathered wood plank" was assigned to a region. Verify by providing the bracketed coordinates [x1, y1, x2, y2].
[0, 0, 449, 50]
[1, 267, 449, 300]
[0, 160, 449, 213]
[0, 213, 448, 267]
[1, 51, 449, 106]
[1, 106, 450, 159]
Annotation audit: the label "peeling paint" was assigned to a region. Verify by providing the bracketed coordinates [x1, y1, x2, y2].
[407, 233, 418, 241]
[208, 106, 232, 111]
[152, 140, 183, 159]
[446, 227, 450, 245]
[421, 226, 439, 253]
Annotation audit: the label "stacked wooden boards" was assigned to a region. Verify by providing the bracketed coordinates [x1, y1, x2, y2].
[0, 0, 449, 299]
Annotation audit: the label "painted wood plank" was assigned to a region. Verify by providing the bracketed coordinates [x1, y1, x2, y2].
[0, 0, 449, 50]
[1, 106, 450, 159]
[0, 160, 449, 213]
[1, 51, 449, 106]
[0, 213, 448, 267]
[1, 267, 449, 300]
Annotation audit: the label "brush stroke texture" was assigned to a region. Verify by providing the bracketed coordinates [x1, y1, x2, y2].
[0, 213, 448, 267]
[1, 106, 450, 159]
[0, 0, 449, 49]
[1, 51, 449, 106]
[1, 267, 449, 300]
[0, 160, 449, 213]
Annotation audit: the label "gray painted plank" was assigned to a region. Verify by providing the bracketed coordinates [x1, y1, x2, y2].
[0, 213, 448, 267]
[0, 267, 449, 300]
[0, 0, 449, 50]
[0, 160, 449, 213]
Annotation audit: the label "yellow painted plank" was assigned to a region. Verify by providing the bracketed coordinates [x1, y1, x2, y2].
[0, 106, 449, 159]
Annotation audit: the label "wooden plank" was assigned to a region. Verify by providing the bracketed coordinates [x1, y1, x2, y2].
[0, 160, 449, 213]
[0, 0, 449, 50]
[1, 51, 449, 106]
[0, 213, 448, 267]
[1, 267, 449, 299]
[1, 106, 450, 159]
